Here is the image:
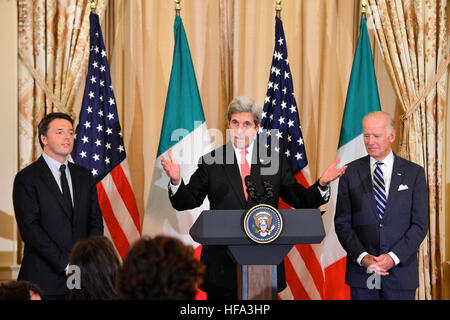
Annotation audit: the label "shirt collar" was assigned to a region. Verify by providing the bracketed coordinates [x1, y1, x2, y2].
[42, 152, 69, 172]
[370, 150, 394, 169]
[232, 140, 254, 161]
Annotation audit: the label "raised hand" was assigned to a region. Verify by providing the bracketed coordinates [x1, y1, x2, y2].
[160, 149, 181, 185]
[319, 157, 347, 187]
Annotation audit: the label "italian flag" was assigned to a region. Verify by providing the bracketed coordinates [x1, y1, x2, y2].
[144, 16, 212, 299]
[322, 16, 381, 299]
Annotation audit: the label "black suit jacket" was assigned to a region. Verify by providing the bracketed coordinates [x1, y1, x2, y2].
[13, 156, 104, 296]
[334, 154, 428, 290]
[170, 142, 327, 295]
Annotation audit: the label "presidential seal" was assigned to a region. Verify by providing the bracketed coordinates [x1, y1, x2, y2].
[243, 204, 283, 244]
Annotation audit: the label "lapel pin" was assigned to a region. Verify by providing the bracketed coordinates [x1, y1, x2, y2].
[397, 172, 402, 176]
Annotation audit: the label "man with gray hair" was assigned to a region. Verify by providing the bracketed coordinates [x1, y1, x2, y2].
[335, 111, 428, 300]
[161, 96, 346, 300]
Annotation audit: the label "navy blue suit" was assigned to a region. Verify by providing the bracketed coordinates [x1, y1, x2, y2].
[334, 154, 428, 293]
[13, 156, 104, 297]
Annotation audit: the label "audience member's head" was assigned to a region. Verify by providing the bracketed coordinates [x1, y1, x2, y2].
[68, 236, 121, 300]
[117, 235, 205, 300]
[0, 280, 42, 300]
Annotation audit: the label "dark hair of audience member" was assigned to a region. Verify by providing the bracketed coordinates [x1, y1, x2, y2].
[0, 280, 42, 300]
[68, 236, 121, 300]
[117, 235, 205, 300]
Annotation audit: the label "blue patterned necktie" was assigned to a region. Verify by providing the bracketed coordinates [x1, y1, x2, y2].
[373, 161, 386, 219]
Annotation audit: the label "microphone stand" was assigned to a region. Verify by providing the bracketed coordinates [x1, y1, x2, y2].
[260, 180, 274, 204]
[245, 177, 274, 208]
[244, 176, 259, 209]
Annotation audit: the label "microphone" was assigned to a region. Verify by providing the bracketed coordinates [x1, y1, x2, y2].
[244, 176, 258, 203]
[262, 180, 274, 202]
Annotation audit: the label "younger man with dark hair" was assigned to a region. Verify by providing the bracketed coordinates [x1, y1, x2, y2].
[13, 112, 104, 300]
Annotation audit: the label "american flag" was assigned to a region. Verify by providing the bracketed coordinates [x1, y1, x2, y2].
[72, 12, 141, 259]
[260, 16, 324, 300]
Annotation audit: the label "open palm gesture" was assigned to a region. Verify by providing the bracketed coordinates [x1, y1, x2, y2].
[319, 158, 347, 186]
[160, 149, 181, 185]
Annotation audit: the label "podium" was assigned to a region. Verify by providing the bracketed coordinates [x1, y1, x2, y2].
[190, 208, 325, 300]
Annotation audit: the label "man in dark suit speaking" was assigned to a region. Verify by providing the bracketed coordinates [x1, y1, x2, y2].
[13, 112, 104, 300]
[334, 111, 428, 300]
[161, 96, 347, 300]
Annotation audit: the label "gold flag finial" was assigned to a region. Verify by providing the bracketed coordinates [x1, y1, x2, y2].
[276, 0, 281, 17]
[276, 0, 282, 12]
[175, 0, 181, 15]
[361, 0, 367, 15]
[90, 0, 97, 11]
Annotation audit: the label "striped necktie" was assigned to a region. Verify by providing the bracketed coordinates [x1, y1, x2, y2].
[373, 161, 386, 219]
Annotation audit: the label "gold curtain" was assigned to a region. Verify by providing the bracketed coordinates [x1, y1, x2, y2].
[17, 0, 106, 169]
[367, 0, 449, 299]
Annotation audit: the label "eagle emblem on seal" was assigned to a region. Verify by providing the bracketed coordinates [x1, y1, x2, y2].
[252, 211, 275, 237]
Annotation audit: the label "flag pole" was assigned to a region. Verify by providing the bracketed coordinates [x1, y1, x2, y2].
[175, 0, 181, 16]
[90, 0, 96, 12]
[275, 0, 281, 18]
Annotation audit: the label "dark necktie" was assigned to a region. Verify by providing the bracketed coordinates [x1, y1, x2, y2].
[373, 161, 386, 219]
[59, 164, 73, 221]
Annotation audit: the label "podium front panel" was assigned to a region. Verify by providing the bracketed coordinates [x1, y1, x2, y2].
[190, 208, 325, 246]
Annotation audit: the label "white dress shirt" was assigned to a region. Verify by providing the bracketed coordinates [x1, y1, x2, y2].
[233, 140, 254, 176]
[42, 152, 74, 206]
